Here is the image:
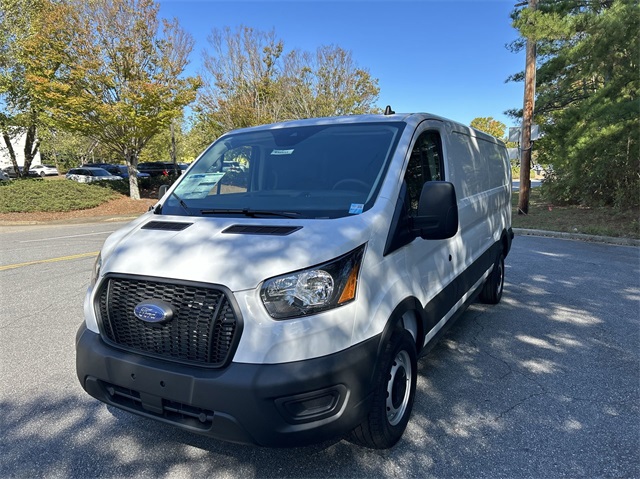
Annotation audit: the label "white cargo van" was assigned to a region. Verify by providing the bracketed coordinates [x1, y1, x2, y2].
[76, 112, 513, 449]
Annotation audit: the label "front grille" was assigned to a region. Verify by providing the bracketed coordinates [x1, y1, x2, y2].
[97, 276, 240, 367]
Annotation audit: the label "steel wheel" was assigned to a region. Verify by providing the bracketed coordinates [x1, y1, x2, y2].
[386, 350, 412, 426]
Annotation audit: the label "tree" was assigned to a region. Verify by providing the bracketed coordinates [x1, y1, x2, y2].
[138, 118, 188, 164]
[470, 117, 507, 141]
[199, 26, 284, 134]
[196, 26, 380, 136]
[26, 0, 200, 199]
[38, 129, 107, 171]
[282, 45, 380, 119]
[0, 0, 57, 177]
[508, 0, 639, 208]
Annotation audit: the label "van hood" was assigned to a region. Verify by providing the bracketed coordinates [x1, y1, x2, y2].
[100, 213, 374, 291]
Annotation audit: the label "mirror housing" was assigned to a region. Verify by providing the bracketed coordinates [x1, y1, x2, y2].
[412, 181, 459, 240]
[158, 184, 169, 199]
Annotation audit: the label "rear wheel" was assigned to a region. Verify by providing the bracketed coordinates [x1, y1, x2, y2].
[480, 252, 504, 304]
[349, 329, 417, 449]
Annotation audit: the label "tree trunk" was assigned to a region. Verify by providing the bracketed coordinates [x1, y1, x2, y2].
[170, 121, 178, 175]
[1, 128, 21, 177]
[518, 0, 537, 215]
[126, 151, 141, 200]
[22, 123, 40, 176]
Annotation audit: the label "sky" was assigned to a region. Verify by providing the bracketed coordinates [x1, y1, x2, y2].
[158, 0, 525, 130]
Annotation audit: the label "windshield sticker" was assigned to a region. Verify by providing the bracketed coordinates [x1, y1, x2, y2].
[349, 203, 364, 215]
[270, 149, 294, 156]
[179, 172, 225, 199]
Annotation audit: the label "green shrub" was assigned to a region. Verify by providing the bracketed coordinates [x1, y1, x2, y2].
[146, 175, 175, 190]
[93, 178, 130, 196]
[92, 176, 166, 197]
[0, 178, 120, 213]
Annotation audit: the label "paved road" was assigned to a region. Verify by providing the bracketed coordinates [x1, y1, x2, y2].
[1, 221, 639, 478]
[512, 179, 542, 191]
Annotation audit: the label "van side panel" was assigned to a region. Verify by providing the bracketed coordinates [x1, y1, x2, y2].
[445, 129, 510, 271]
[368, 120, 512, 355]
[477, 133, 512, 245]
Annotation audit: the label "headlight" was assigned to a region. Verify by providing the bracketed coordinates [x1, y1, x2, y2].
[261, 245, 365, 319]
[90, 253, 102, 288]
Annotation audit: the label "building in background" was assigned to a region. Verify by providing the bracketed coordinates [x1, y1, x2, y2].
[0, 128, 41, 168]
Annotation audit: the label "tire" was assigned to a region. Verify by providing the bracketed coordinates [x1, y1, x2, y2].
[349, 329, 417, 449]
[480, 252, 504, 304]
[39, 171, 45, 177]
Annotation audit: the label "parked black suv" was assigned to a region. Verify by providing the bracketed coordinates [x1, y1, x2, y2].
[137, 162, 182, 177]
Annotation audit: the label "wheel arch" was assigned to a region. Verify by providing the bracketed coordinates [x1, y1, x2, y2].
[369, 297, 426, 385]
[502, 228, 514, 258]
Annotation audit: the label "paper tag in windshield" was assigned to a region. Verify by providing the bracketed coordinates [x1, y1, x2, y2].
[349, 203, 364, 215]
[179, 172, 225, 199]
[270, 149, 294, 156]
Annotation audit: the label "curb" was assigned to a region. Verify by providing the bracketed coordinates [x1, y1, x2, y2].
[514, 228, 640, 247]
[0, 214, 141, 227]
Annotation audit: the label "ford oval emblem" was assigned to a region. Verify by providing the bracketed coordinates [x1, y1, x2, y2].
[134, 300, 174, 323]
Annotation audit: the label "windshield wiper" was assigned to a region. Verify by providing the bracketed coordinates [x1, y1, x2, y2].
[168, 190, 192, 215]
[200, 208, 301, 219]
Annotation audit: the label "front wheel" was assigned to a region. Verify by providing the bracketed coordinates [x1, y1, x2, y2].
[349, 329, 417, 449]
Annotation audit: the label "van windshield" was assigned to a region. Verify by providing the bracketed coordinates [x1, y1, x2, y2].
[162, 122, 405, 219]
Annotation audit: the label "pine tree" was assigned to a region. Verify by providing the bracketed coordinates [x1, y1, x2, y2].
[509, 0, 639, 208]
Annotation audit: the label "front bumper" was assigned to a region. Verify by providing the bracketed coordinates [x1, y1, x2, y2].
[76, 323, 379, 447]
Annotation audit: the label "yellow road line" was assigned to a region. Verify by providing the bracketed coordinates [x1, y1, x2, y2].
[0, 251, 99, 271]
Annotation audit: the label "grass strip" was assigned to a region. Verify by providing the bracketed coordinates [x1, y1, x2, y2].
[512, 188, 639, 239]
[0, 179, 120, 213]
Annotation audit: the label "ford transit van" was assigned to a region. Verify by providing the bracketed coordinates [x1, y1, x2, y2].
[76, 112, 513, 449]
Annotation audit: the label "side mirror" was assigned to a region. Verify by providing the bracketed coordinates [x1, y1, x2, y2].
[158, 184, 169, 199]
[412, 181, 458, 240]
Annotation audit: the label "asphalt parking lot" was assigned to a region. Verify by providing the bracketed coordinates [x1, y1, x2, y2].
[1, 222, 638, 478]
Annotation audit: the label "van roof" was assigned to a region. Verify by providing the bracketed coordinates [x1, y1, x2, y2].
[224, 113, 505, 146]
[226, 113, 444, 133]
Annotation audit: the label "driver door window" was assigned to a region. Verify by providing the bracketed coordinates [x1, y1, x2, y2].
[209, 146, 251, 194]
[405, 131, 444, 214]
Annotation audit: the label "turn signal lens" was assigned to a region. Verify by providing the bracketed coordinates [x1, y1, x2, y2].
[338, 263, 359, 304]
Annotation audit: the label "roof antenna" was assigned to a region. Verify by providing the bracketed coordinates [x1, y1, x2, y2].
[384, 105, 395, 115]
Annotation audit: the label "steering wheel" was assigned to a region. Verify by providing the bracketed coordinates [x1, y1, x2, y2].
[332, 179, 369, 192]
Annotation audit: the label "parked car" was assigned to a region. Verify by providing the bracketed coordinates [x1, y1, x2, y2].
[102, 164, 151, 179]
[1, 166, 38, 178]
[138, 161, 182, 177]
[30, 164, 59, 177]
[0, 170, 9, 181]
[81, 163, 115, 169]
[77, 110, 513, 449]
[2, 166, 15, 178]
[66, 167, 123, 183]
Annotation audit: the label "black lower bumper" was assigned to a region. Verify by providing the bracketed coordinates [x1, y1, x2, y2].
[76, 324, 379, 447]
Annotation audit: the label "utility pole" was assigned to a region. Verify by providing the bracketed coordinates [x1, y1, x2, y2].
[518, 0, 537, 215]
[170, 120, 178, 175]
